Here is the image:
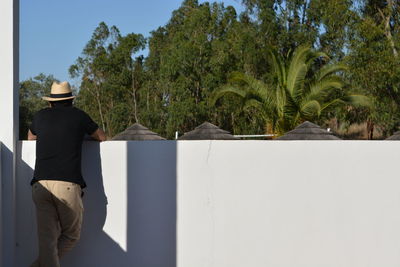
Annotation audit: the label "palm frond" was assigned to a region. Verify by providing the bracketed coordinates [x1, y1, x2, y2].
[307, 51, 329, 64]
[319, 94, 370, 114]
[319, 99, 345, 114]
[210, 84, 247, 106]
[247, 77, 276, 106]
[287, 46, 310, 96]
[243, 98, 264, 110]
[283, 87, 300, 122]
[313, 64, 348, 82]
[341, 94, 372, 107]
[244, 89, 266, 104]
[243, 99, 269, 121]
[227, 71, 251, 86]
[300, 100, 321, 119]
[267, 47, 286, 87]
[307, 76, 345, 101]
[286, 47, 328, 103]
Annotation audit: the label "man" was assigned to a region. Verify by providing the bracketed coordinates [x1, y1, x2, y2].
[28, 81, 106, 267]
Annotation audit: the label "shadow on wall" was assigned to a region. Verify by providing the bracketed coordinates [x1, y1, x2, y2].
[16, 141, 177, 267]
[1, 142, 17, 267]
[126, 141, 177, 266]
[61, 142, 126, 266]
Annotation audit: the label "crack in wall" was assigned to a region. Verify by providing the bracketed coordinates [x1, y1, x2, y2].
[206, 140, 212, 164]
[205, 140, 215, 266]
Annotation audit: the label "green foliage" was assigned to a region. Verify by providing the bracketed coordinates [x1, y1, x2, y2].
[241, 0, 353, 57]
[143, 1, 264, 138]
[212, 46, 370, 135]
[19, 74, 59, 139]
[19, 0, 400, 139]
[345, 0, 400, 137]
[69, 22, 146, 137]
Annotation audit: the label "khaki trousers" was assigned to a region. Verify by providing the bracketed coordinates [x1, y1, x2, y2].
[31, 180, 84, 267]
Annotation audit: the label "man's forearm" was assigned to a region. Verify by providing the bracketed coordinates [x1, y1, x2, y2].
[27, 130, 37, 140]
[91, 128, 107, 141]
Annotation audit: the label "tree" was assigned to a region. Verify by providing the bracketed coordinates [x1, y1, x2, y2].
[19, 74, 59, 139]
[143, 0, 268, 138]
[19, 0, 397, 140]
[241, 0, 354, 57]
[346, 0, 400, 137]
[69, 22, 146, 137]
[212, 46, 369, 135]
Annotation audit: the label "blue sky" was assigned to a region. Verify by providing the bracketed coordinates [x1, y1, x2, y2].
[20, 0, 244, 83]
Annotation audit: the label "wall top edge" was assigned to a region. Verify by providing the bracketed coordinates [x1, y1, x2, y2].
[17, 140, 400, 144]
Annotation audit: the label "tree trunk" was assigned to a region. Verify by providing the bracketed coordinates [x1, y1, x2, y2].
[132, 70, 139, 123]
[378, 1, 398, 58]
[367, 119, 374, 140]
[95, 89, 106, 132]
[301, 0, 308, 25]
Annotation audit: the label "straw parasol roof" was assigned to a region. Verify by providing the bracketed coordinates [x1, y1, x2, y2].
[277, 121, 341, 140]
[386, 131, 400, 140]
[178, 122, 238, 140]
[112, 123, 165, 140]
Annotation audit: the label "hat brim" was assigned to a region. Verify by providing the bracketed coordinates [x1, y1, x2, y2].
[42, 96, 76, 101]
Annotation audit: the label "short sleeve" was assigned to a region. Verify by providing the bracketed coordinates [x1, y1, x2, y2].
[82, 112, 99, 135]
[29, 115, 37, 135]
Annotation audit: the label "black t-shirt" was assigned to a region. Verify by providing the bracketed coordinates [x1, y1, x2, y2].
[29, 106, 99, 188]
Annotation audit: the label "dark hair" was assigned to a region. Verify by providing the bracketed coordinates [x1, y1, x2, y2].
[50, 99, 73, 107]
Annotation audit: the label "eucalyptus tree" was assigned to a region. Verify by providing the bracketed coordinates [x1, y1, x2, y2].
[144, 0, 264, 138]
[346, 0, 400, 137]
[241, 0, 354, 57]
[19, 74, 59, 139]
[69, 22, 145, 137]
[212, 46, 369, 135]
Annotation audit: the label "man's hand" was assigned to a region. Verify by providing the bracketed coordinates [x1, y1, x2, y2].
[27, 130, 37, 140]
[91, 128, 107, 142]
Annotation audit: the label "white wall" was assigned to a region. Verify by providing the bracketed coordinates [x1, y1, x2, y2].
[16, 141, 176, 267]
[0, 0, 18, 147]
[177, 141, 400, 267]
[0, 0, 19, 265]
[16, 140, 400, 267]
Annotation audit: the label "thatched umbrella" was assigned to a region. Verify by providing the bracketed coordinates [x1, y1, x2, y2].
[112, 123, 165, 140]
[178, 122, 238, 140]
[277, 121, 341, 140]
[386, 131, 400, 140]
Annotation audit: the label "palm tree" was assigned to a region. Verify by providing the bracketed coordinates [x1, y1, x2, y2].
[211, 46, 369, 135]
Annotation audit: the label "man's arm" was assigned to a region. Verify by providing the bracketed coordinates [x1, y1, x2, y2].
[91, 128, 107, 142]
[27, 130, 37, 140]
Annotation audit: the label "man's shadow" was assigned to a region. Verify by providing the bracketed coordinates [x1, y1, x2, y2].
[61, 141, 129, 266]
[62, 141, 177, 267]
[16, 140, 177, 267]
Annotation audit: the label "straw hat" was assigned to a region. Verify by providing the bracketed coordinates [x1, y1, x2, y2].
[42, 81, 76, 101]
